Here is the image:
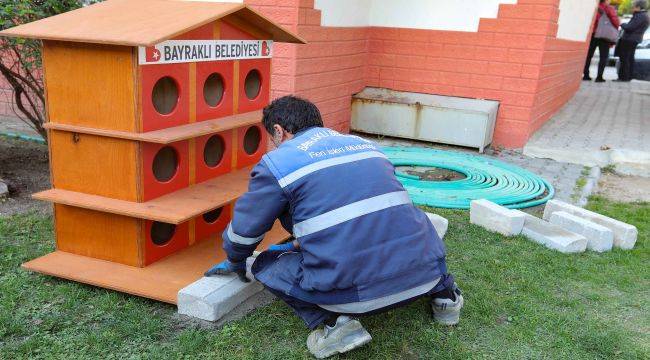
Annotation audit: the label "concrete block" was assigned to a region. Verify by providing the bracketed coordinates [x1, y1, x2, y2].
[543, 199, 637, 250]
[178, 257, 263, 322]
[470, 199, 525, 236]
[522, 214, 587, 254]
[0, 180, 8, 198]
[425, 212, 448, 239]
[549, 211, 613, 252]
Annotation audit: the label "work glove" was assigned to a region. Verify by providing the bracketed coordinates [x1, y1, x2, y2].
[204, 260, 249, 283]
[268, 242, 297, 252]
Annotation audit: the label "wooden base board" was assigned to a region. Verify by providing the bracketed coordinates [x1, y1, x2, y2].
[22, 222, 289, 304]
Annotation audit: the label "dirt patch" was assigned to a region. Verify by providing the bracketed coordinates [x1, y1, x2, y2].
[398, 166, 466, 181]
[0, 136, 51, 216]
[597, 173, 650, 203]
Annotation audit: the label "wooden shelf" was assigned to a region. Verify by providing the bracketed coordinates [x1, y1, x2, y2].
[33, 166, 254, 224]
[44, 110, 263, 144]
[22, 222, 289, 304]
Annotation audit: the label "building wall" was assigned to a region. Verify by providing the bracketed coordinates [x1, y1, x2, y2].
[0, 77, 15, 119]
[243, 0, 597, 147]
[316, 0, 518, 32]
[1, 0, 596, 148]
[557, 0, 598, 41]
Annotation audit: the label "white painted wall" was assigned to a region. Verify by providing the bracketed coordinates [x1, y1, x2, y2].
[191, 0, 596, 42]
[315, 0, 517, 32]
[556, 0, 598, 41]
[316, 0, 373, 27]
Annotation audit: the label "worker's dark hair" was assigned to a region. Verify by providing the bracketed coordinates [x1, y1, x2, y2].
[262, 95, 323, 135]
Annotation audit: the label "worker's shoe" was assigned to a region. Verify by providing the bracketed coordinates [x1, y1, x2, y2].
[306, 316, 372, 359]
[431, 283, 464, 326]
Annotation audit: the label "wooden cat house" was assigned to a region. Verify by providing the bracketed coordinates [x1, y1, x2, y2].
[0, 0, 304, 303]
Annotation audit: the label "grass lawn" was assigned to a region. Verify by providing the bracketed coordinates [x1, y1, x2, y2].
[1, 196, 648, 359]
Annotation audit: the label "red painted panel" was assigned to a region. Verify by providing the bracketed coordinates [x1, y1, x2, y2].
[220, 21, 256, 40]
[141, 63, 190, 132]
[144, 220, 189, 265]
[238, 59, 271, 113]
[236, 124, 267, 168]
[196, 61, 234, 121]
[173, 23, 214, 40]
[195, 203, 232, 242]
[142, 141, 190, 201]
[195, 130, 233, 183]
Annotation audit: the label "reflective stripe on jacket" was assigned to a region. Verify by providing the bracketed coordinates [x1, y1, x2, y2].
[222, 127, 447, 304]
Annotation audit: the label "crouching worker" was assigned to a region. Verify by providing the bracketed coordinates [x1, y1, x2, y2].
[205, 96, 463, 358]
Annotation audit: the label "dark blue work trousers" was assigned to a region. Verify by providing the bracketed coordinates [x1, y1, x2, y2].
[264, 274, 456, 329]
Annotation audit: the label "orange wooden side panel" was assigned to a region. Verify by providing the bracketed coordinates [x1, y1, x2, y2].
[43, 41, 138, 131]
[23, 221, 290, 304]
[49, 130, 140, 201]
[55, 205, 142, 267]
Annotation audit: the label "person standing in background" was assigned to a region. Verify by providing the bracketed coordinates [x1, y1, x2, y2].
[583, 0, 621, 83]
[616, 0, 650, 82]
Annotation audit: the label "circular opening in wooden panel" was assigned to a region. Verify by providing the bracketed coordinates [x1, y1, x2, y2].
[203, 135, 225, 168]
[202, 207, 223, 224]
[152, 76, 179, 115]
[151, 222, 176, 246]
[243, 126, 261, 155]
[244, 69, 261, 100]
[203, 73, 224, 107]
[152, 146, 178, 182]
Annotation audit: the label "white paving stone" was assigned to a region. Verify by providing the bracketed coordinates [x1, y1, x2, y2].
[425, 212, 448, 239]
[522, 214, 587, 254]
[470, 199, 525, 236]
[543, 199, 637, 250]
[0, 180, 8, 198]
[549, 211, 613, 252]
[178, 256, 263, 322]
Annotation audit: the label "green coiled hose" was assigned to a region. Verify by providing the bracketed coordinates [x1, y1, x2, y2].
[384, 147, 554, 209]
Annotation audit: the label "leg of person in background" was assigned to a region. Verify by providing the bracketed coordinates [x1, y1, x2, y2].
[595, 39, 610, 82]
[627, 43, 638, 80]
[618, 40, 635, 81]
[583, 36, 598, 81]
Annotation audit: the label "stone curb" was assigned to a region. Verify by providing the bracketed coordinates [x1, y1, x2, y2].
[543, 199, 637, 250]
[425, 212, 448, 239]
[469, 199, 525, 236]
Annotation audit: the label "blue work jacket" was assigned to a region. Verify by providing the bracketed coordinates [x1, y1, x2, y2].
[222, 127, 447, 305]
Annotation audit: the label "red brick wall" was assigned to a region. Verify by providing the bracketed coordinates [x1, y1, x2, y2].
[0, 1, 591, 148]
[0, 71, 16, 118]
[531, 37, 589, 134]
[246, 0, 594, 148]
[247, 0, 368, 133]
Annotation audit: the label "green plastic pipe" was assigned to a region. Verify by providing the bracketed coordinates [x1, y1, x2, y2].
[384, 147, 554, 209]
[0, 131, 46, 144]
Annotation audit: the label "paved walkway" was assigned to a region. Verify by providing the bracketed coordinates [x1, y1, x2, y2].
[524, 66, 650, 177]
[0, 115, 43, 139]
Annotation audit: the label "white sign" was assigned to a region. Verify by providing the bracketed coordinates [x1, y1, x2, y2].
[138, 40, 273, 65]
